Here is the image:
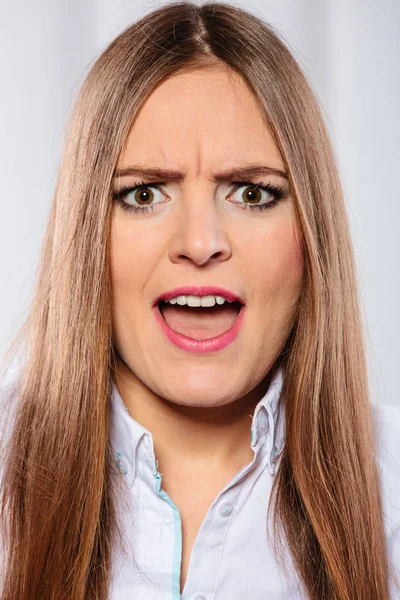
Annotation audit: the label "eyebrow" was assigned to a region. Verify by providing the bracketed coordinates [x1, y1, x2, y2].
[113, 164, 288, 182]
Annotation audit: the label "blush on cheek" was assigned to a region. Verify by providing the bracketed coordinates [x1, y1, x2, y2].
[273, 213, 304, 273]
[110, 249, 132, 290]
[110, 223, 138, 289]
[264, 220, 304, 299]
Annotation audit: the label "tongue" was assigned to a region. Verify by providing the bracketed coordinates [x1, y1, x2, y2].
[160, 304, 240, 340]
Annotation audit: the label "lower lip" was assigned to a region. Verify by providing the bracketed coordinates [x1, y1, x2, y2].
[152, 303, 247, 354]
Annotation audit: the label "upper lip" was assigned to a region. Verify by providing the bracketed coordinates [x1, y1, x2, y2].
[153, 286, 245, 306]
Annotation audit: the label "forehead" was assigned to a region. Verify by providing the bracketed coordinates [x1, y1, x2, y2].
[119, 64, 284, 172]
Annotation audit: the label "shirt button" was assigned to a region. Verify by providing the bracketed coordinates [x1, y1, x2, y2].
[218, 501, 233, 517]
[270, 445, 278, 464]
[192, 595, 207, 600]
[116, 452, 129, 474]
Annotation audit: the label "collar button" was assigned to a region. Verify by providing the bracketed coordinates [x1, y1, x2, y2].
[218, 501, 233, 517]
[270, 445, 279, 464]
[116, 452, 129, 475]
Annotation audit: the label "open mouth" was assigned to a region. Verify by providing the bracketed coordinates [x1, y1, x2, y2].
[158, 299, 243, 340]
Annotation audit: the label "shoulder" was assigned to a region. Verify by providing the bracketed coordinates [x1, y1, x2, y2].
[371, 402, 400, 463]
[0, 362, 23, 418]
[370, 402, 400, 596]
[370, 402, 400, 519]
[0, 361, 23, 399]
[0, 362, 24, 465]
[371, 402, 400, 480]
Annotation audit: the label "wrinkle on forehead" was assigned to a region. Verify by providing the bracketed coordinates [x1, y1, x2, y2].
[120, 63, 283, 181]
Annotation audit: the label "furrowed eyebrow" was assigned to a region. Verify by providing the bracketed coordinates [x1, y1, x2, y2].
[113, 165, 288, 182]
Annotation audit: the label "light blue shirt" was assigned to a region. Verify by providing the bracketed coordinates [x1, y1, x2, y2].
[108, 366, 400, 599]
[1, 364, 399, 598]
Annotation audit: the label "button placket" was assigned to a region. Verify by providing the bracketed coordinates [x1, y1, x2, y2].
[183, 486, 242, 599]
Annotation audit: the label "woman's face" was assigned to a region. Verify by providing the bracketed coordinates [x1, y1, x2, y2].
[110, 63, 303, 407]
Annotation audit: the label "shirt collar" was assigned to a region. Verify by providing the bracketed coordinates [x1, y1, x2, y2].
[250, 365, 286, 475]
[109, 364, 286, 487]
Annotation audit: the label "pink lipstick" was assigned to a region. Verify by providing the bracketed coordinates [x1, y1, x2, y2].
[152, 286, 246, 353]
[152, 302, 246, 353]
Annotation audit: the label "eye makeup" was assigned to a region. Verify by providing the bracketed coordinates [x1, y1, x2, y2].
[111, 179, 289, 214]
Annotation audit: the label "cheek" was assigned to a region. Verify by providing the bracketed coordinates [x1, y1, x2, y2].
[110, 213, 158, 295]
[110, 218, 137, 293]
[245, 213, 304, 302]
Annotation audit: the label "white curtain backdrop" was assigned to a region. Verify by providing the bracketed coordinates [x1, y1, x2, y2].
[0, 0, 399, 405]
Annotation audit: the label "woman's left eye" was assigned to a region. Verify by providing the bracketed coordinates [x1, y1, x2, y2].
[112, 180, 288, 214]
[229, 181, 288, 212]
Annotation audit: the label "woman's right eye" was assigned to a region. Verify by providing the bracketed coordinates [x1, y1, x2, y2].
[112, 184, 166, 214]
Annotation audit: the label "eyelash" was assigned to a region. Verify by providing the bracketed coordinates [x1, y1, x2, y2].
[111, 179, 288, 214]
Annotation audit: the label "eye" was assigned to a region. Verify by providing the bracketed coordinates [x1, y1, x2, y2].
[112, 179, 288, 214]
[112, 183, 167, 214]
[229, 181, 287, 212]
[128, 186, 156, 206]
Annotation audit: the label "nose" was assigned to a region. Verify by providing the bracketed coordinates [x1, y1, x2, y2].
[168, 184, 232, 267]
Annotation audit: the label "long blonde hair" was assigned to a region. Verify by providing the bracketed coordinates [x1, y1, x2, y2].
[0, 2, 391, 598]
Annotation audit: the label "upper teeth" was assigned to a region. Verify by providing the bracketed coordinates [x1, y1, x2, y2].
[163, 295, 233, 307]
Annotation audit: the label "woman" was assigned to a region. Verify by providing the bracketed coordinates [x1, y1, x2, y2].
[0, 2, 399, 598]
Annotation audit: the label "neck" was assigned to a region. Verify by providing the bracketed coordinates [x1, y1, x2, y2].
[112, 357, 272, 476]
